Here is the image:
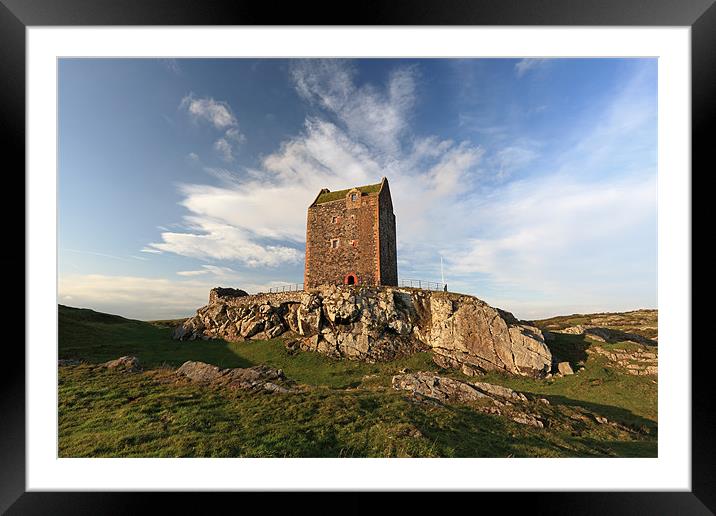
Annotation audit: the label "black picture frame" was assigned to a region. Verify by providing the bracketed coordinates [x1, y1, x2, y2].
[3, 0, 709, 513]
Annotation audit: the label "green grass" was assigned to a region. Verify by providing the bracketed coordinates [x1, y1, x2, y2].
[531, 309, 658, 340]
[59, 305, 434, 389]
[58, 305, 657, 458]
[59, 365, 654, 458]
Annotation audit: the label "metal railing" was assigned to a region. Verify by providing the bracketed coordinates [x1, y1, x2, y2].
[398, 279, 446, 291]
[266, 279, 446, 292]
[268, 283, 304, 293]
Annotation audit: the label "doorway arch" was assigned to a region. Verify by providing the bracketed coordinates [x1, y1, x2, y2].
[344, 273, 358, 285]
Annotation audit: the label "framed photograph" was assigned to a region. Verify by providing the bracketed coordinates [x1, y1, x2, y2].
[5, 0, 710, 512]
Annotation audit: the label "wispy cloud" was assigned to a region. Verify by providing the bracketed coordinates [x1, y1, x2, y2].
[448, 172, 656, 285]
[180, 94, 237, 129]
[64, 248, 145, 262]
[212, 127, 246, 162]
[160, 58, 182, 75]
[177, 264, 239, 277]
[148, 217, 302, 267]
[213, 138, 234, 162]
[514, 58, 548, 78]
[59, 274, 294, 320]
[291, 60, 417, 154]
[491, 144, 540, 180]
[180, 94, 246, 162]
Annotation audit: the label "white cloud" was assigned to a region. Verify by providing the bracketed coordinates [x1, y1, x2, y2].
[291, 60, 417, 153]
[180, 94, 237, 129]
[180, 95, 246, 162]
[59, 274, 284, 320]
[514, 58, 548, 77]
[491, 144, 540, 180]
[59, 274, 212, 319]
[176, 270, 209, 277]
[147, 212, 302, 267]
[449, 172, 656, 283]
[213, 138, 234, 162]
[177, 265, 239, 277]
[224, 127, 245, 144]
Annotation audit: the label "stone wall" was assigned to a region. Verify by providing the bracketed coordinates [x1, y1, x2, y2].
[175, 285, 553, 377]
[213, 289, 303, 308]
[304, 178, 398, 288]
[304, 193, 380, 288]
[378, 182, 398, 285]
[208, 287, 249, 304]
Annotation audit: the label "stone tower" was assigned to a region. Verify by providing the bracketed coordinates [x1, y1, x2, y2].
[304, 177, 398, 289]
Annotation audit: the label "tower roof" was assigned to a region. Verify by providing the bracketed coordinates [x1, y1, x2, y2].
[312, 179, 386, 205]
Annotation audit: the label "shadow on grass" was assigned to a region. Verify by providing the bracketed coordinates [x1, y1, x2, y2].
[593, 440, 657, 457]
[547, 330, 656, 374]
[546, 333, 592, 370]
[401, 401, 628, 458]
[585, 327, 658, 347]
[544, 394, 657, 435]
[59, 309, 257, 370]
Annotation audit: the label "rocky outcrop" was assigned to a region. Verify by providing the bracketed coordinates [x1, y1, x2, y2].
[175, 361, 292, 392]
[102, 355, 141, 372]
[392, 372, 529, 404]
[428, 298, 551, 377]
[588, 346, 658, 376]
[392, 372, 544, 428]
[174, 285, 552, 377]
[556, 325, 656, 346]
[556, 362, 574, 375]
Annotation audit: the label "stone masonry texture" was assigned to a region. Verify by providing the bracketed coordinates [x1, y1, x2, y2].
[304, 177, 398, 288]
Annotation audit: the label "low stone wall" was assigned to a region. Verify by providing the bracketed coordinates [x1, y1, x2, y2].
[211, 289, 303, 308]
[174, 285, 552, 377]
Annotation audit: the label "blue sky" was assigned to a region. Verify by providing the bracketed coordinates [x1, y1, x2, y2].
[58, 58, 657, 320]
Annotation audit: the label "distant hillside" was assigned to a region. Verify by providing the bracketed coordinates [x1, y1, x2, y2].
[59, 304, 190, 366]
[531, 309, 657, 340]
[59, 304, 134, 325]
[60, 304, 186, 328]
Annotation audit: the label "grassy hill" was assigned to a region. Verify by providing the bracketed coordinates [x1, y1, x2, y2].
[531, 309, 658, 340]
[58, 304, 657, 458]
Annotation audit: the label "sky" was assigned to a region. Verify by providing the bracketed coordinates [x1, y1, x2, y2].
[58, 58, 657, 320]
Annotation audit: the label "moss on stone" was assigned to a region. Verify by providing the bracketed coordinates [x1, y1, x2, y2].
[315, 182, 382, 204]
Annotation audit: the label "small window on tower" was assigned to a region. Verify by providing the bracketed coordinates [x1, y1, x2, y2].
[331, 239, 339, 249]
[332, 216, 339, 224]
[351, 193, 358, 201]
